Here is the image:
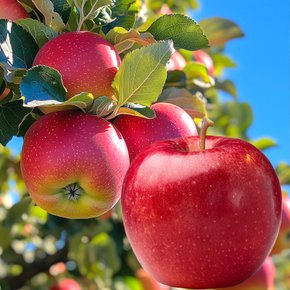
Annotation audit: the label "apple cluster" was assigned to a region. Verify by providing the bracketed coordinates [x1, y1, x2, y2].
[1, 1, 284, 289]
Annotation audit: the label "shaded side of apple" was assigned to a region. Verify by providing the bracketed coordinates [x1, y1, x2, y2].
[112, 103, 198, 161]
[0, 0, 29, 21]
[21, 111, 129, 219]
[33, 32, 121, 99]
[217, 257, 275, 290]
[122, 136, 281, 288]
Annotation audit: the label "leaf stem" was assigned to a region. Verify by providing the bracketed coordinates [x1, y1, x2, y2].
[199, 117, 214, 150]
[76, 0, 102, 32]
[105, 105, 120, 120]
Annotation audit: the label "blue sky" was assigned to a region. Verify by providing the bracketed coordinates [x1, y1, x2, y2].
[193, 0, 290, 171]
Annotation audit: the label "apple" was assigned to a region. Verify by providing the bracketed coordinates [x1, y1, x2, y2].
[167, 51, 187, 71]
[33, 32, 121, 99]
[271, 196, 290, 255]
[20, 110, 129, 219]
[0, 0, 29, 21]
[159, 4, 173, 15]
[49, 262, 66, 276]
[136, 268, 170, 290]
[111, 103, 198, 161]
[122, 135, 282, 288]
[193, 50, 214, 76]
[217, 257, 275, 290]
[50, 278, 81, 290]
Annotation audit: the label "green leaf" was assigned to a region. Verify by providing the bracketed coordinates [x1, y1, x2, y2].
[146, 14, 208, 51]
[4, 197, 31, 227]
[200, 17, 244, 46]
[16, 18, 58, 48]
[20, 65, 67, 105]
[74, 0, 112, 18]
[0, 20, 38, 82]
[0, 100, 32, 146]
[106, 27, 130, 44]
[212, 53, 236, 76]
[158, 88, 207, 120]
[106, 28, 156, 54]
[215, 80, 238, 98]
[114, 276, 143, 290]
[276, 162, 290, 185]
[101, 0, 139, 32]
[112, 40, 174, 107]
[88, 96, 116, 117]
[32, 0, 66, 31]
[250, 137, 277, 151]
[51, 0, 71, 23]
[17, 112, 38, 137]
[183, 61, 213, 85]
[0, 225, 11, 249]
[116, 104, 156, 119]
[25, 93, 95, 113]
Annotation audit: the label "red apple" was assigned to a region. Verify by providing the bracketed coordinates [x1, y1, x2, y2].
[111, 103, 197, 161]
[122, 136, 282, 288]
[271, 196, 290, 255]
[193, 50, 214, 76]
[159, 4, 173, 15]
[50, 278, 81, 290]
[167, 51, 187, 71]
[33, 32, 121, 98]
[0, 0, 29, 21]
[20, 111, 129, 219]
[217, 257, 275, 290]
[136, 268, 170, 290]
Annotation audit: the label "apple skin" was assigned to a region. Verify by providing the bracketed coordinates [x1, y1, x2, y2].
[271, 196, 290, 255]
[159, 4, 173, 15]
[122, 136, 282, 288]
[33, 32, 121, 99]
[20, 111, 129, 219]
[193, 50, 214, 76]
[111, 103, 198, 161]
[136, 268, 170, 290]
[217, 257, 275, 290]
[167, 51, 187, 71]
[0, 0, 29, 21]
[50, 278, 81, 290]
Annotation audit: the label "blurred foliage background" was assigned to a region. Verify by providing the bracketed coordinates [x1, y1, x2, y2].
[0, 0, 289, 289]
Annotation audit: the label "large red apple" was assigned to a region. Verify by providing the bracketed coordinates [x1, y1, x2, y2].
[193, 50, 214, 76]
[0, 0, 29, 21]
[122, 136, 281, 288]
[50, 278, 81, 290]
[33, 32, 121, 98]
[217, 257, 275, 290]
[111, 103, 197, 161]
[167, 51, 187, 71]
[20, 111, 129, 219]
[271, 196, 290, 255]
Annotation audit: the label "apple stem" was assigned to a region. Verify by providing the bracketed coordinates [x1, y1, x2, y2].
[199, 117, 214, 150]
